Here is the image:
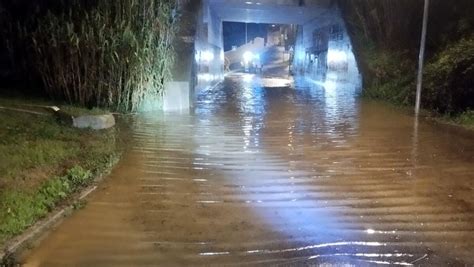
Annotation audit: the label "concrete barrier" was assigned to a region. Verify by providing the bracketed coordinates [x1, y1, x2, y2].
[72, 114, 116, 130]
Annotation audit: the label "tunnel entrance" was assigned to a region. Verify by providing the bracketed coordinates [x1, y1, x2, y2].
[223, 23, 296, 78]
[163, 0, 361, 111]
[204, 0, 360, 85]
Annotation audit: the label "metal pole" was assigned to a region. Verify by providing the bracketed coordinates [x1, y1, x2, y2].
[245, 23, 248, 44]
[415, 0, 430, 115]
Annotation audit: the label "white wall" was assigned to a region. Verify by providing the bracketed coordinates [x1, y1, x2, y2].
[194, 0, 225, 94]
[293, 7, 361, 87]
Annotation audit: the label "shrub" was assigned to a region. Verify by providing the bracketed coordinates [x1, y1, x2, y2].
[455, 110, 474, 126]
[361, 46, 416, 105]
[3, 0, 179, 112]
[66, 166, 92, 187]
[38, 177, 72, 210]
[339, 0, 474, 117]
[423, 36, 474, 114]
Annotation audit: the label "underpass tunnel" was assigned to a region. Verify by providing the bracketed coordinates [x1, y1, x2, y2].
[161, 0, 361, 112]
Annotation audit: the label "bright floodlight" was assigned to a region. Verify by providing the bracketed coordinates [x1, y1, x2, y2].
[202, 50, 214, 62]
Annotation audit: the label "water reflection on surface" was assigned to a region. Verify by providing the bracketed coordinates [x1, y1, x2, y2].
[22, 73, 474, 266]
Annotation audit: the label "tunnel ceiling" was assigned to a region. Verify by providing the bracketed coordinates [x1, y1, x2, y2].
[209, 0, 334, 24]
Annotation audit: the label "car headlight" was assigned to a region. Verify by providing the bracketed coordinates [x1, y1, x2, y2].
[243, 51, 254, 64]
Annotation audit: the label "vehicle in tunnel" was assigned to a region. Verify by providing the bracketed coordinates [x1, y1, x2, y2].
[223, 23, 299, 79]
[242, 51, 262, 73]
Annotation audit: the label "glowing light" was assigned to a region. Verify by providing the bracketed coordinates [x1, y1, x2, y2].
[296, 51, 305, 61]
[306, 76, 337, 91]
[327, 49, 347, 63]
[262, 78, 292, 88]
[201, 50, 214, 62]
[243, 51, 254, 64]
[366, 229, 376, 234]
[200, 251, 230, 256]
[323, 80, 337, 91]
[242, 73, 254, 83]
[197, 73, 213, 82]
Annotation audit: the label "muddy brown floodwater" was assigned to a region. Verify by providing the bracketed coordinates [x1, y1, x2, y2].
[21, 74, 474, 266]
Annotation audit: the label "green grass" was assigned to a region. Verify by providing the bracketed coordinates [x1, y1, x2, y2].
[0, 99, 120, 246]
[443, 110, 474, 129]
[0, 166, 93, 239]
[455, 110, 474, 126]
[60, 106, 111, 117]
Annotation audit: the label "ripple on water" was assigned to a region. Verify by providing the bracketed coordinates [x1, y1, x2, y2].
[21, 75, 474, 266]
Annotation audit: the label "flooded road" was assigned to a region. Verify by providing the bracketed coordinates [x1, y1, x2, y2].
[22, 74, 474, 266]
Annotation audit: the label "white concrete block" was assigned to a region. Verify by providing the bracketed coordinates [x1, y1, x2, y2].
[73, 114, 115, 130]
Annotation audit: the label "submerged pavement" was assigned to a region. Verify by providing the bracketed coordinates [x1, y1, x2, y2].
[22, 74, 474, 266]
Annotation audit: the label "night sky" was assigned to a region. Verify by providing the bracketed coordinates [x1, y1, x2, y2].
[223, 22, 269, 51]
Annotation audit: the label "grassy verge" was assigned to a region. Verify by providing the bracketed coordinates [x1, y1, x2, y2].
[0, 98, 121, 247]
[439, 110, 474, 129]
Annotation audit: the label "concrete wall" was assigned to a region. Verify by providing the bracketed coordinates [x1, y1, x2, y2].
[156, 0, 354, 112]
[293, 7, 361, 87]
[194, 0, 225, 95]
[153, 0, 225, 112]
[139, 1, 199, 112]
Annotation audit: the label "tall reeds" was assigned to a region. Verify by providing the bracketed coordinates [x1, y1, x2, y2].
[6, 0, 178, 112]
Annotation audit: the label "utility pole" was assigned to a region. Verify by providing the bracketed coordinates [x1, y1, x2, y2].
[415, 0, 430, 115]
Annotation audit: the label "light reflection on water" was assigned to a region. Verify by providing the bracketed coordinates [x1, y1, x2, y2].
[22, 73, 474, 266]
[191, 73, 473, 265]
[193, 74, 390, 265]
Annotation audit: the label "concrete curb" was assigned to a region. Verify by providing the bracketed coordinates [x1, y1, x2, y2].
[0, 106, 49, 116]
[0, 185, 98, 263]
[72, 114, 116, 130]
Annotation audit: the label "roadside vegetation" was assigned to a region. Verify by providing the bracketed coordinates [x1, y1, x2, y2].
[0, 97, 120, 246]
[338, 0, 474, 127]
[440, 110, 474, 129]
[0, 0, 179, 112]
[0, 0, 178, 253]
